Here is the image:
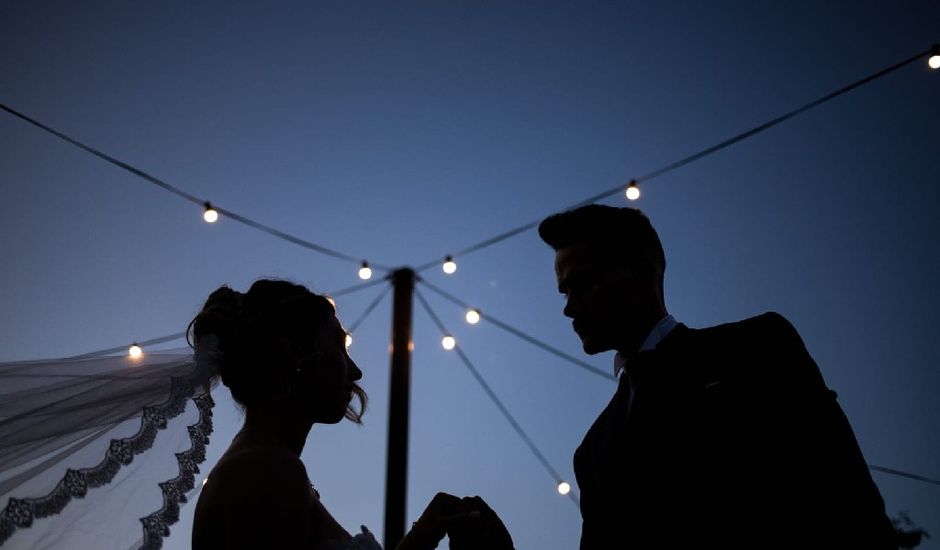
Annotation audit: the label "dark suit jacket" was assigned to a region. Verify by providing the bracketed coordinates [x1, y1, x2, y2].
[574, 312, 896, 549]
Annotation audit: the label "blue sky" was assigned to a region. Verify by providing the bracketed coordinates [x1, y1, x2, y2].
[1, 2, 938, 548]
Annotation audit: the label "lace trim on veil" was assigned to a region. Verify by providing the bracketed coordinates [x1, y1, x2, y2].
[0, 363, 215, 548]
[138, 391, 214, 549]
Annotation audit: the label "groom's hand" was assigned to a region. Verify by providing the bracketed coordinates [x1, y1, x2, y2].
[445, 496, 514, 550]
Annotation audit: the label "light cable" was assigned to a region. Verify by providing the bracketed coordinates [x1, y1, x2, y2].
[413, 45, 935, 271]
[0, 103, 391, 271]
[414, 289, 580, 507]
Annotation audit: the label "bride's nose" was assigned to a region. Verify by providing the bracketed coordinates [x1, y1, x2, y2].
[347, 358, 363, 381]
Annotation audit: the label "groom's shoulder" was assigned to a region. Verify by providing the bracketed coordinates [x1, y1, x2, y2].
[684, 312, 814, 387]
[706, 311, 794, 333]
[694, 311, 801, 350]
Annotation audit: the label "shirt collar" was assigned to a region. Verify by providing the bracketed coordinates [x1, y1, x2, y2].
[613, 314, 679, 376]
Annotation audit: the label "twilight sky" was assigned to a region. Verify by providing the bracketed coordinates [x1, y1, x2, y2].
[1, 2, 938, 549]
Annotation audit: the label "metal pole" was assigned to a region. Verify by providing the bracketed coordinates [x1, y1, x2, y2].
[384, 268, 415, 550]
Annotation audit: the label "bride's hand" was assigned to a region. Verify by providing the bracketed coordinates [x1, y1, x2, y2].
[396, 492, 464, 550]
[445, 496, 514, 550]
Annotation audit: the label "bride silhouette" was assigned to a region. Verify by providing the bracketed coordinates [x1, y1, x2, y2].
[189, 279, 512, 550]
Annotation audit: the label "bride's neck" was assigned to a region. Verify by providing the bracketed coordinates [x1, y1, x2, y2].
[239, 403, 314, 456]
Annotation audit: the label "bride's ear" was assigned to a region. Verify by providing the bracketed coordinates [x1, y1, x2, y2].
[278, 335, 308, 365]
[272, 336, 303, 380]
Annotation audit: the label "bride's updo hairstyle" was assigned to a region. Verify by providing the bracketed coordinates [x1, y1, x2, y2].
[189, 279, 366, 423]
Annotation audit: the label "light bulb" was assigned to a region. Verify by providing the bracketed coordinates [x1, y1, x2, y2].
[128, 344, 143, 359]
[442, 256, 457, 275]
[441, 335, 456, 350]
[465, 308, 481, 325]
[345, 333, 353, 349]
[557, 481, 571, 495]
[929, 54, 940, 69]
[203, 202, 219, 223]
[625, 181, 640, 201]
[358, 262, 373, 280]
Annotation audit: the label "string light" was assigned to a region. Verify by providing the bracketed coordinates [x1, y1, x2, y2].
[358, 262, 373, 280]
[202, 202, 219, 223]
[442, 256, 457, 275]
[345, 333, 353, 349]
[128, 343, 143, 359]
[557, 481, 571, 495]
[929, 45, 940, 69]
[625, 180, 640, 201]
[465, 308, 481, 325]
[441, 335, 456, 350]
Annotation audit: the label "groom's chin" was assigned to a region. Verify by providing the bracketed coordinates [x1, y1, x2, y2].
[579, 336, 609, 355]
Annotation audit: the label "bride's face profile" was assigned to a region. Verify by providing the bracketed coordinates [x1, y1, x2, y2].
[291, 314, 362, 425]
[191, 280, 367, 425]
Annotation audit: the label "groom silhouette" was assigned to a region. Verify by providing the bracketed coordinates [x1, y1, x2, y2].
[533, 205, 896, 549]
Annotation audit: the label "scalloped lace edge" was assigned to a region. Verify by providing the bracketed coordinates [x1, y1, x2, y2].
[0, 362, 215, 549]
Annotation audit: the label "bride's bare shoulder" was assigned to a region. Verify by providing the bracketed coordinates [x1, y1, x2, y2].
[205, 445, 312, 504]
[194, 447, 318, 548]
[219, 445, 307, 479]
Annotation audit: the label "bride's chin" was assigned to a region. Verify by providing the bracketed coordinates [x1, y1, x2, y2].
[314, 406, 347, 425]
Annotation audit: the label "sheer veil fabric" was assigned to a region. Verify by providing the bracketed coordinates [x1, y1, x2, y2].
[0, 344, 219, 549]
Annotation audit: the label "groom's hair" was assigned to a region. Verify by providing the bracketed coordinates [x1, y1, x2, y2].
[538, 205, 666, 276]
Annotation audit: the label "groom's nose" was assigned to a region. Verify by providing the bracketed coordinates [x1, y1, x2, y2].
[563, 295, 579, 319]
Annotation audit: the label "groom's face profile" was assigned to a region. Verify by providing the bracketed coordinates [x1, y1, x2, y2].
[555, 242, 663, 355]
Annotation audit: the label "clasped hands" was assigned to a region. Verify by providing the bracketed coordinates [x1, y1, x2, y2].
[398, 493, 514, 550]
